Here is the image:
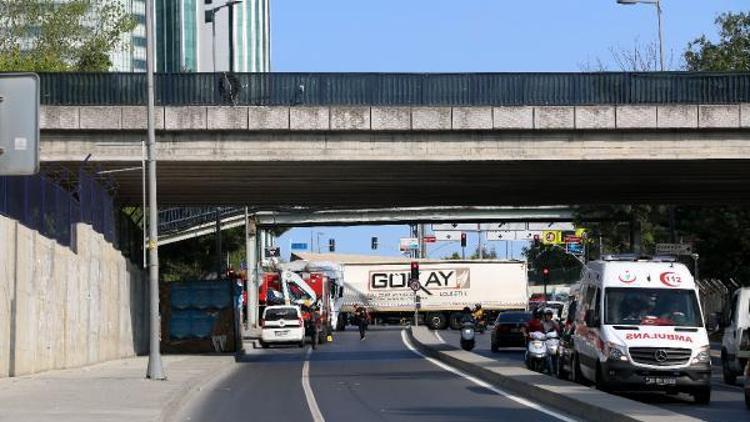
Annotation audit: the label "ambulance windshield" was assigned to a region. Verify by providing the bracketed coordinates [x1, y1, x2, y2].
[605, 288, 703, 327]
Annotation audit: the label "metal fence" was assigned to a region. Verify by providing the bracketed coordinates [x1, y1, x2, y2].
[38, 72, 750, 107]
[0, 167, 141, 263]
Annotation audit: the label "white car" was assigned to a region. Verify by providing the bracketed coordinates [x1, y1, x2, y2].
[260, 305, 305, 348]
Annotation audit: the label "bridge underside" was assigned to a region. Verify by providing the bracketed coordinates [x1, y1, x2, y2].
[44, 159, 750, 207]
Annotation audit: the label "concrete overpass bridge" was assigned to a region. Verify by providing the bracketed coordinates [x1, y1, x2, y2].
[38, 72, 750, 207]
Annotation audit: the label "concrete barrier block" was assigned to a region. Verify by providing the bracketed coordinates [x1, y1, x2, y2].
[741, 104, 750, 128]
[80, 107, 121, 130]
[493, 107, 533, 129]
[616, 106, 657, 128]
[535, 106, 575, 129]
[121, 106, 165, 130]
[165, 106, 207, 130]
[371, 107, 411, 130]
[248, 107, 289, 129]
[658, 105, 698, 128]
[699, 105, 740, 128]
[207, 106, 249, 130]
[412, 107, 452, 130]
[40, 106, 79, 129]
[576, 106, 615, 129]
[331, 107, 371, 130]
[290, 107, 330, 130]
[452, 107, 492, 130]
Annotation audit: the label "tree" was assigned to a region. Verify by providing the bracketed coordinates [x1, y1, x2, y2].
[160, 227, 247, 282]
[685, 12, 750, 71]
[0, 0, 135, 72]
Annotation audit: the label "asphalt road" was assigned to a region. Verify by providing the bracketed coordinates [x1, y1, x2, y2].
[439, 326, 749, 422]
[174, 326, 573, 422]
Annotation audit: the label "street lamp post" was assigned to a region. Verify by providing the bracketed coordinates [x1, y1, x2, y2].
[617, 0, 665, 71]
[145, 0, 166, 381]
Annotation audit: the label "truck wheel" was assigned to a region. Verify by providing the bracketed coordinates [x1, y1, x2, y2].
[427, 313, 448, 330]
[722, 351, 737, 385]
[449, 312, 464, 330]
[336, 314, 346, 331]
[692, 387, 711, 405]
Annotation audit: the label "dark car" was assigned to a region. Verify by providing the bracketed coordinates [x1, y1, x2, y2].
[556, 297, 579, 381]
[491, 311, 531, 352]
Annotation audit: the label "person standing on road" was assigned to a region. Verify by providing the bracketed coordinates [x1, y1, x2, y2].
[355, 305, 369, 341]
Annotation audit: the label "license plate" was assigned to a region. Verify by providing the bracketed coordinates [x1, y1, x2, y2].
[644, 376, 677, 386]
[275, 330, 289, 337]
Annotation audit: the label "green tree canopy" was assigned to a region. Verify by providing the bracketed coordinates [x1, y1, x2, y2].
[0, 0, 135, 72]
[685, 12, 750, 71]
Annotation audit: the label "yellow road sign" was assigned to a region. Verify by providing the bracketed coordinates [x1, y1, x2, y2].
[542, 230, 562, 245]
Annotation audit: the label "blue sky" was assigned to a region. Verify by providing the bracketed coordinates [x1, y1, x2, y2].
[270, 0, 747, 260]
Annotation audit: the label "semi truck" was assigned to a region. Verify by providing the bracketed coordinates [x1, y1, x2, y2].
[336, 260, 528, 330]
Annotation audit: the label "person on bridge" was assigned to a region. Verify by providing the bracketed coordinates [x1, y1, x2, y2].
[355, 305, 369, 341]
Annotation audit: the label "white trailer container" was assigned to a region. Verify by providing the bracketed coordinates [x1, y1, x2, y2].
[337, 260, 528, 330]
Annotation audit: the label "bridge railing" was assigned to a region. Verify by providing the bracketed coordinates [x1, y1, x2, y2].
[39, 72, 750, 106]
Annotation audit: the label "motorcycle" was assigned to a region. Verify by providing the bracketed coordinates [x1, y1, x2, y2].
[545, 331, 560, 375]
[525, 331, 547, 372]
[460, 321, 476, 351]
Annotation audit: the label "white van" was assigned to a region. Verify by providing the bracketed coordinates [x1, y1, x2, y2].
[570, 256, 712, 403]
[720, 287, 750, 385]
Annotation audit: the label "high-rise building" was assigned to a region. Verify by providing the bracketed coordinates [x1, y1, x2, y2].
[155, 0, 270, 73]
[111, 0, 148, 72]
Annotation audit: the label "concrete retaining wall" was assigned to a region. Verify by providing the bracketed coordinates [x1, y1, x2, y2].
[0, 215, 147, 377]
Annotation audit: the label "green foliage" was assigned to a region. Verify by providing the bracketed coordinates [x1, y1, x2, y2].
[160, 227, 246, 282]
[685, 12, 750, 71]
[0, 0, 135, 72]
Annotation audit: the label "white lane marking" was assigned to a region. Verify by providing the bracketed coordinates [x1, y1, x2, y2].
[401, 330, 576, 422]
[302, 347, 326, 422]
[433, 330, 446, 343]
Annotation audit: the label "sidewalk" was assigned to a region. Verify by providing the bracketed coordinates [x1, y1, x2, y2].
[0, 353, 238, 422]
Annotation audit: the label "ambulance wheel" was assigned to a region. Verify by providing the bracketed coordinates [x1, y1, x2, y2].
[260, 341, 269, 349]
[595, 363, 609, 392]
[692, 387, 711, 405]
[427, 313, 448, 330]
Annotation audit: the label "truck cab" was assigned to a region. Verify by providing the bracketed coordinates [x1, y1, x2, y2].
[721, 287, 750, 385]
[571, 256, 712, 404]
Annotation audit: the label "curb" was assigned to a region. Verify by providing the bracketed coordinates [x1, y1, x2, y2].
[159, 355, 239, 422]
[407, 326, 700, 422]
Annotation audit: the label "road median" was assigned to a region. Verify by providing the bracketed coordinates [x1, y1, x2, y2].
[407, 326, 700, 422]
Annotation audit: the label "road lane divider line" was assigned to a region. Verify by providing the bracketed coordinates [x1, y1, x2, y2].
[302, 347, 326, 422]
[433, 330, 446, 343]
[401, 330, 576, 422]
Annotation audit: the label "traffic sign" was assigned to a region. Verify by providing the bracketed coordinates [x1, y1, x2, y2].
[265, 247, 281, 258]
[528, 222, 575, 231]
[423, 235, 437, 243]
[399, 237, 420, 251]
[479, 222, 527, 231]
[564, 235, 582, 243]
[431, 223, 479, 231]
[0, 73, 39, 175]
[542, 230, 563, 245]
[433, 231, 461, 241]
[655, 243, 693, 256]
[291, 242, 308, 250]
[409, 279, 421, 292]
[514, 230, 540, 241]
[566, 242, 584, 255]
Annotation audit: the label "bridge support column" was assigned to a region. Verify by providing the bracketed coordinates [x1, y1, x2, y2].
[245, 211, 259, 331]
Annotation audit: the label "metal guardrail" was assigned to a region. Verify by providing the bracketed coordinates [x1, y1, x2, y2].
[38, 72, 750, 106]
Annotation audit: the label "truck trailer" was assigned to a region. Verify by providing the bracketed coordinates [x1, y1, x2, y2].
[336, 260, 528, 330]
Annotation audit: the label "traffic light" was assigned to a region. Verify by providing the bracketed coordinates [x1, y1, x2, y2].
[460, 232, 467, 247]
[410, 261, 420, 281]
[329, 238, 335, 252]
[543, 267, 550, 276]
[371, 236, 378, 250]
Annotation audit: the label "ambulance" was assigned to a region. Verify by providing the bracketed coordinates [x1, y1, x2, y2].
[570, 255, 711, 403]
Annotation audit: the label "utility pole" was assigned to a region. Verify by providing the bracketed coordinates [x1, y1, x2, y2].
[216, 208, 223, 277]
[145, 0, 165, 381]
[477, 226, 484, 260]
